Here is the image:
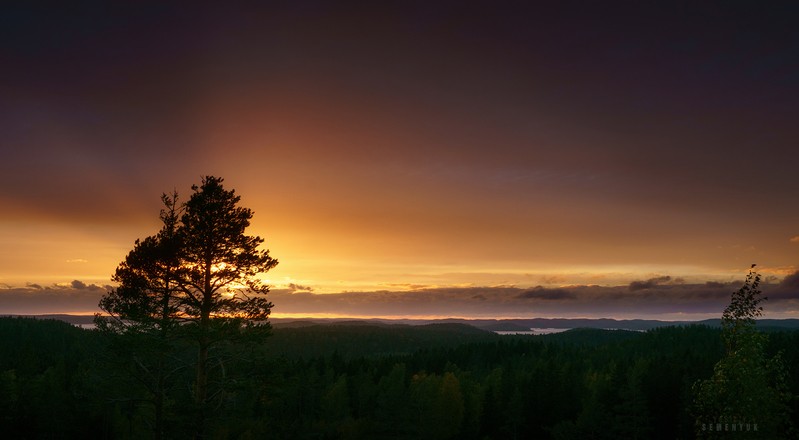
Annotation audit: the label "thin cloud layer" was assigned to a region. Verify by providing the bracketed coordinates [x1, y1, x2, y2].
[0, 281, 108, 315]
[4, 272, 799, 319]
[287, 283, 314, 293]
[628, 276, 673, 291]
[269, 275, 799, 319]
[517, 287, 576, 301]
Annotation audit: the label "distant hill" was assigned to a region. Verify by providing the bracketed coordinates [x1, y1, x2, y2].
[265, 321, 495, 359]
[690, 318, 799, 331]
[269, 317, 799, 332]
[10, 315, 799, 332]
[2, 314, 96, 325]
[476, 321, 533, 332]
[275, 317, 689, 331]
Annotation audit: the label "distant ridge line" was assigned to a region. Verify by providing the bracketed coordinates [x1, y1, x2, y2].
[4, 314, 799, 331]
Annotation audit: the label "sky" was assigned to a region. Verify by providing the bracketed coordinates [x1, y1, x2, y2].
[2, 1, 798, 319]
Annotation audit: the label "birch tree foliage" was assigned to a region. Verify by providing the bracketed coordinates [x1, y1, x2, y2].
[693, 267, 793, 439]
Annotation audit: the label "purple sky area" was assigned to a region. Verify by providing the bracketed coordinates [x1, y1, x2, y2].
[2, 1, 798, 319]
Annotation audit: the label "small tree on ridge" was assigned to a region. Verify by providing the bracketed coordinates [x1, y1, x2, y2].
[693, 266, 793, 439]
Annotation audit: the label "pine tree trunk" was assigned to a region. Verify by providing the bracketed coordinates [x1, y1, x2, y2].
[195, 340, 209, 439]
[154, 380, 163, 440]
[194, 254, 213, 439]
[196, 336, 209, 404]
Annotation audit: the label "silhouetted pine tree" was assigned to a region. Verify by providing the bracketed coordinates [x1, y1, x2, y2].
[97, 176, 278, 439]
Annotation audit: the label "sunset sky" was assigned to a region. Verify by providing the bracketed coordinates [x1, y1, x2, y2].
[2, 1, 798, 319]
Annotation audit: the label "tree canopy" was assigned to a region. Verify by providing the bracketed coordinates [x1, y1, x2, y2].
[693, 266, 793, 439]
[96, 176, 278, 438]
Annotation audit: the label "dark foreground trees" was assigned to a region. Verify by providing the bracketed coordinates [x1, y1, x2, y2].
[693, 267, 794, 438]
[96, 176, 278, 439]
[3, 316, 799, 439]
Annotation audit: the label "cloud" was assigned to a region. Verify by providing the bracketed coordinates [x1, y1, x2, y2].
[790, 236, 799, 243]
[539, 275, 569, 285]
[65, 280, 105, 291]
[65, 259, 89, 263]
[383, 283, 431, 291]
[287, 283, 314, 293]
[629, 276, 672, 291]
[268, 281, 774, 319]
[764, 271, 799, 303]
[780, 271, 799, 289]
[0, 282, 108, 315]
[517, 286, 576, 300]
[4, 277, 797, 319]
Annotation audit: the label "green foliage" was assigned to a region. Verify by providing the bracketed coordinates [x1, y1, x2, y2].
[265, 322, 495, 359]
[410, 371, 465, 439]
[693, 268, 794, 438]
[722, 268, 764, 353]
[4, 316, 799, 439]
[0, 318, 106, 439]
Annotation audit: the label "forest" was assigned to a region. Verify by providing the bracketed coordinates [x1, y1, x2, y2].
[4, 178, 791, 439]
[1, 316, 797, 439]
